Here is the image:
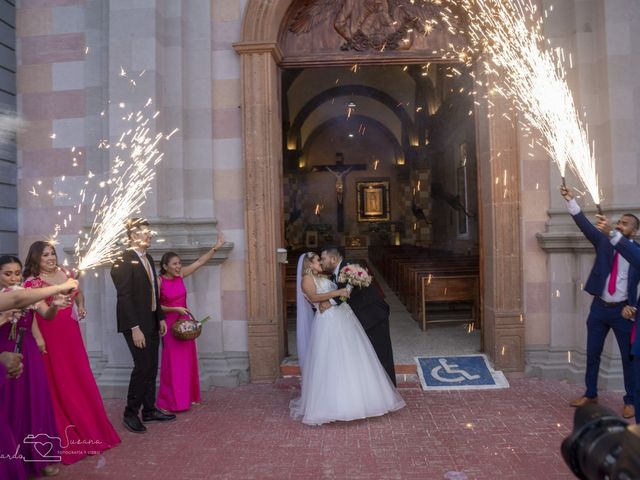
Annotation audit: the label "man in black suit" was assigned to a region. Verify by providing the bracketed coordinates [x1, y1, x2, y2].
[320, 246, 397, 385]
[111, 218, 175, 433]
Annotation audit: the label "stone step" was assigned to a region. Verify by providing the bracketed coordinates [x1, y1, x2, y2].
[280, 359, 420, 388]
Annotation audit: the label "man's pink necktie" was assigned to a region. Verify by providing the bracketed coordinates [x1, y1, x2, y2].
[608, 251, 619, 295]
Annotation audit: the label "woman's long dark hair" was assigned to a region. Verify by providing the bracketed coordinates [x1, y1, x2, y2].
[23, 241, 57, 278]
[159, 252, 180, 276]
[0, 255, 22, 270]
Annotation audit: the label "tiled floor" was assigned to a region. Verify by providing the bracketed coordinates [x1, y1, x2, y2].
[55, 377, 631, 479]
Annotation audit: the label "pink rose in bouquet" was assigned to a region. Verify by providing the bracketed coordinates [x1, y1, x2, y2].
[337, 264, 372, 300]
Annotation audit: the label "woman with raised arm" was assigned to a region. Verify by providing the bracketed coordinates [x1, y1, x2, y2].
[156, 233, 225, 412]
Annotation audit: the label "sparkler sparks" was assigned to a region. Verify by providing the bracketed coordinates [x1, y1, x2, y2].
[76, 127, 174, 270]
[442, 0, 600, 206]
[74, 105, 176, 271]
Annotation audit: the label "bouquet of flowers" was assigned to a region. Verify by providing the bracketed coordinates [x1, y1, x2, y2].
[337, 264, 372, 301]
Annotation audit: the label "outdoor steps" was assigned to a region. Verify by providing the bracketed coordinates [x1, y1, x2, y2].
[280, 358, 420, 388]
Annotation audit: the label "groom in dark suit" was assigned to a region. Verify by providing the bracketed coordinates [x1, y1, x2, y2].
[561, 186, 640, 418]
[111, 218, 176, 433]
[320, 246, 397, 385]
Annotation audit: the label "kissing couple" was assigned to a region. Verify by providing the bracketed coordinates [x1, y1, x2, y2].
[290, 246, 405, 426]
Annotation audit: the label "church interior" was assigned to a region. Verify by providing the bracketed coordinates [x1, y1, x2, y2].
[281, 63, 482, 366]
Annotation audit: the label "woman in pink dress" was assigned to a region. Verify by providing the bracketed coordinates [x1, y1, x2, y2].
[23, 241, 121, 465]
[157, 233, 224, 412]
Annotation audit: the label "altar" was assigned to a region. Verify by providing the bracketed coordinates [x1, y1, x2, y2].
[344, 234, 369, 259]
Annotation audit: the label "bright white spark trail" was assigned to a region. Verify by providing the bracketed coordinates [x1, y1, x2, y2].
[443, 0, 600, 207]
[74, 89, 176, 271]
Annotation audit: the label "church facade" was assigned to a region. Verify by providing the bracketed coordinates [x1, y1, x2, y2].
[10, 0, 640, 392]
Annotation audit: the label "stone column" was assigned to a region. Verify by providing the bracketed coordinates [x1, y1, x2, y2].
[233, 41, 285, 382]
[476, 94, 525, 372]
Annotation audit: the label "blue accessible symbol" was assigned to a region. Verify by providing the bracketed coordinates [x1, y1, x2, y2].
[415, 354, 509, 391]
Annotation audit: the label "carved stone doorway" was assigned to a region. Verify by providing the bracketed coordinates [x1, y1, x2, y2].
[234, 0, 524, 382]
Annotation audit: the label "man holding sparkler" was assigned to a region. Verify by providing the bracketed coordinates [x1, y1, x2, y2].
[111, 218, 176, 433]
[561, 185, 640, 418]
[595, 213, 640, 424]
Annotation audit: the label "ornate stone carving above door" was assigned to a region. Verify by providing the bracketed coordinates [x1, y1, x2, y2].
[280, 0, 466, 66]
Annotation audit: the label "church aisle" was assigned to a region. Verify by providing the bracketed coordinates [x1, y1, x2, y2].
[374, 265, 482, 364]
[56, 377, 619, 479]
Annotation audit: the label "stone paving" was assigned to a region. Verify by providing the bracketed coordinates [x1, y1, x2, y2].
[54, 377, 631, 480]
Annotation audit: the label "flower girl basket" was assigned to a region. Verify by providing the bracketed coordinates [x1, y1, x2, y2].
[171, 312, 210, 340]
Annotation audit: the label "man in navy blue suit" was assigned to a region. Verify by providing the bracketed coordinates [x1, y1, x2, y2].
[561, 185, 640, 419]
[596, 213, 640, 423]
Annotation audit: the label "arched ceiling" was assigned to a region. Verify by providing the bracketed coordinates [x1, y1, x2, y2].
[300, 94, 402, 148]
[283, 64, 459, 153]
[283, 62, 474, 159]
[287, 66, 418, 124]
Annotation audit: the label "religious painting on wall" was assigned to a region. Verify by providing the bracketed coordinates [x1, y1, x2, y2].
[356, 180, 390, 222]
[457, 144, 469, 237]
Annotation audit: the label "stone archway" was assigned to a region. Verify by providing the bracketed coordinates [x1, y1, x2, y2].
[234, 0, 525, 382]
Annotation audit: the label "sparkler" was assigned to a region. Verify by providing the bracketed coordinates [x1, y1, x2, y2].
[74, 94, 175, 271]
[441, 0, 601, 208]
[22, 62, 176, 268]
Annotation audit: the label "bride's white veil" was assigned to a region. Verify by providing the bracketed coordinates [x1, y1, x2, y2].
[296, 253, 314, 373]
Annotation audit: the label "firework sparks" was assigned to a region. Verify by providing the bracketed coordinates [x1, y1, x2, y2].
[74, 97, 177, 272]
[442, 0, 600, 206]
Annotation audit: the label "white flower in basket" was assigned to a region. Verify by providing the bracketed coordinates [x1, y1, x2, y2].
[171, 312, 211, 340]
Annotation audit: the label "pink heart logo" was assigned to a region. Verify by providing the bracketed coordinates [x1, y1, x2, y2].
[34, 442, 54, 458]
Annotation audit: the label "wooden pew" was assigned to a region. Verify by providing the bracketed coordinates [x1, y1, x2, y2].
[400, 259, 478, 312]
[370, 246, 480, 332]
[408, 266, 478, 318]
[370, 245, 425, 281]
[388, 250, 452, 292]
[421, 274, 479, 331]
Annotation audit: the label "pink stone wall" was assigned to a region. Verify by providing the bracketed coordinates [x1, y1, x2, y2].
[16, 4, 86, 256]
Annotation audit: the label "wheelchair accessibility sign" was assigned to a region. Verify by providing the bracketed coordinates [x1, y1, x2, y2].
[415, 354, 509, 391]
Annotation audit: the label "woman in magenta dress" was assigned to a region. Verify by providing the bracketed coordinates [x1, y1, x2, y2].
[23, 241, 120, 465]
[157, 233, 224, 412]
[0, 255, 69, 477]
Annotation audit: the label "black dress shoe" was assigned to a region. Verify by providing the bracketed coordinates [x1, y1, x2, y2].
[142, 409, 177, 423]
[123, 415, 147, 433]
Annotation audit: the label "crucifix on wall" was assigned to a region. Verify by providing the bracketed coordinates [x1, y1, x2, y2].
[311, 152, 366, 232]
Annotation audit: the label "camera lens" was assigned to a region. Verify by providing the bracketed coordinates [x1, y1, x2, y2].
[561, 404, 627, 480]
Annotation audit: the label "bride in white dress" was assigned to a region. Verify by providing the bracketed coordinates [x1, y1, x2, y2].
[290, 252, 406, 426]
